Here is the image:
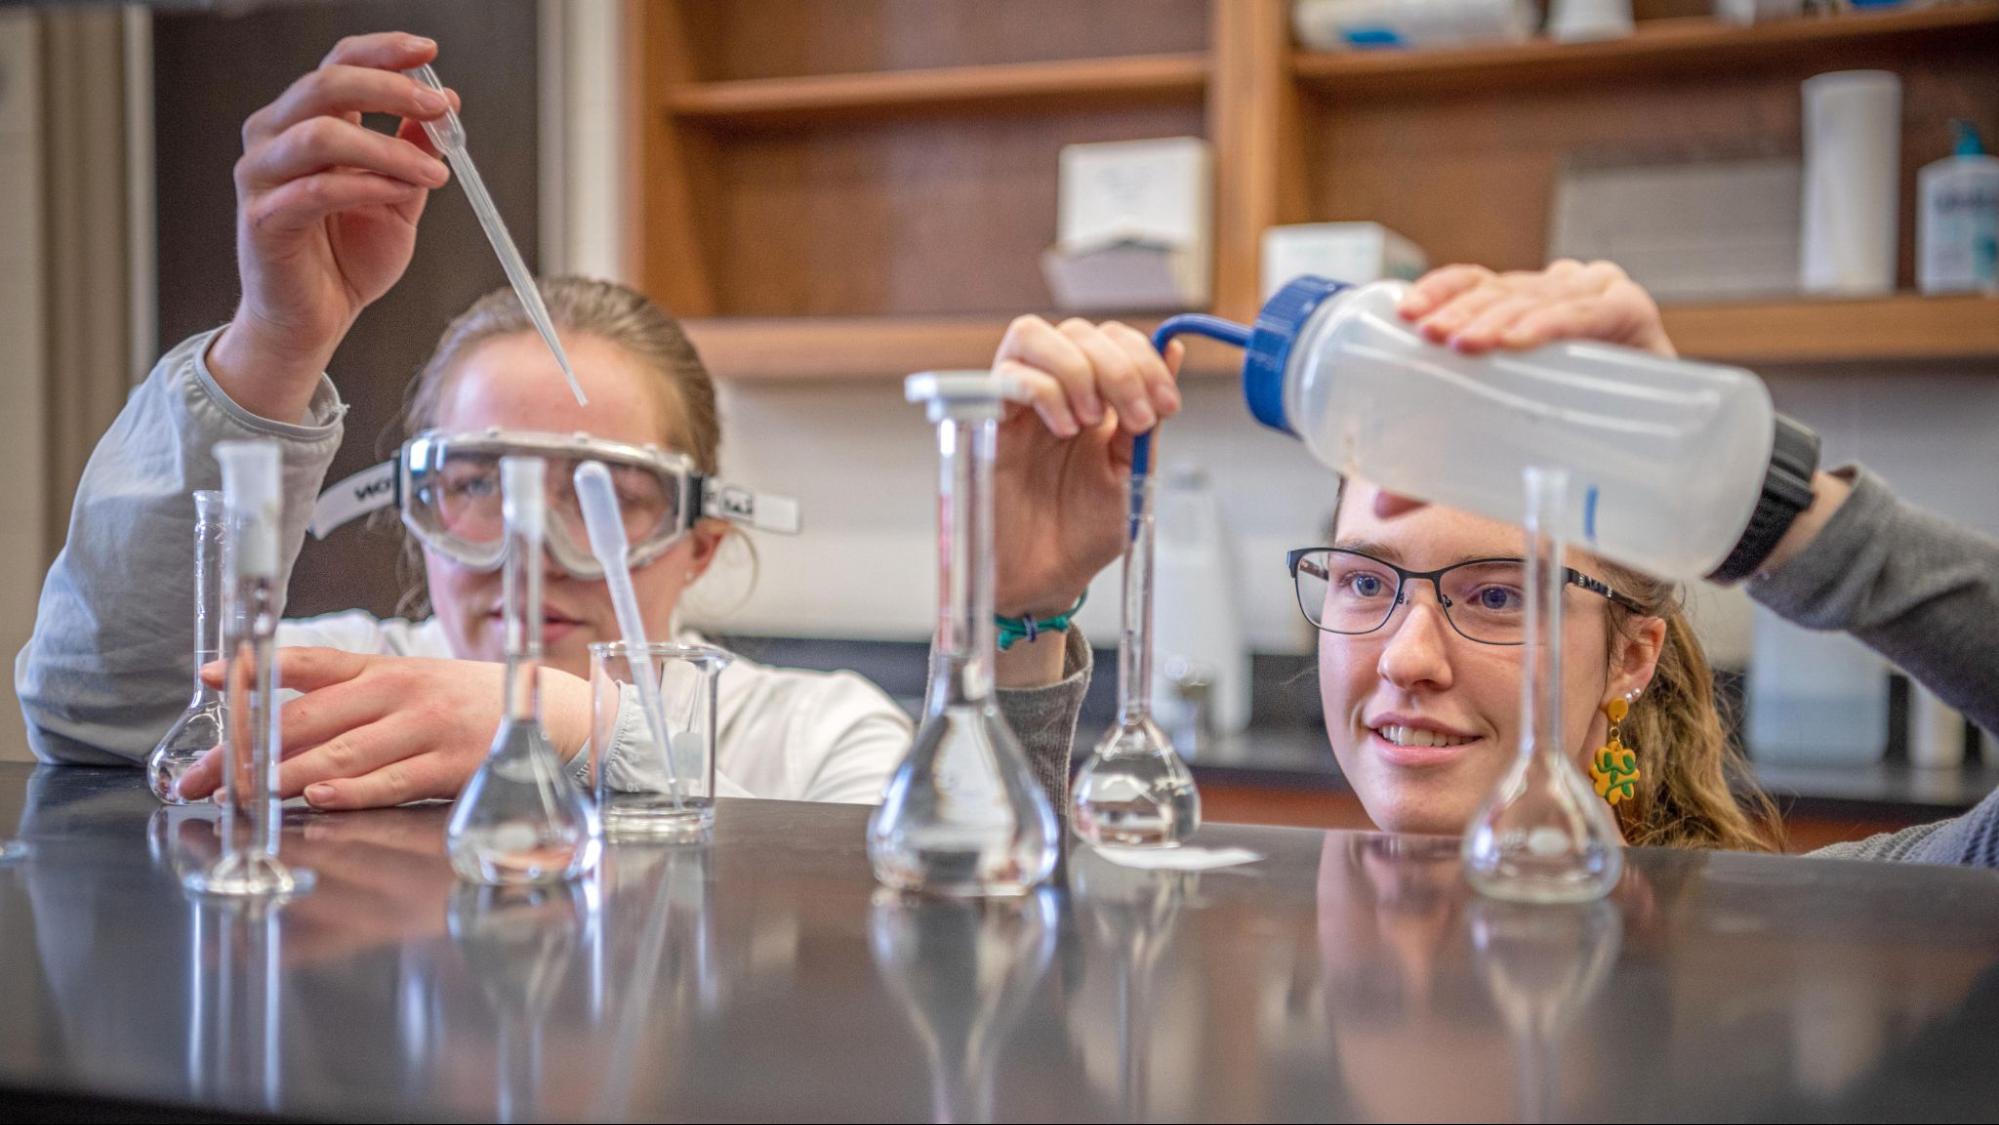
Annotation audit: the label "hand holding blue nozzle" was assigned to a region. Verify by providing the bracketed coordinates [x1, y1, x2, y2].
[404, 62, 589, 408]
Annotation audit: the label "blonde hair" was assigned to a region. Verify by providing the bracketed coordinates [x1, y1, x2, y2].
[386, 276, 729, 616]
[1592, 562, 1785, 852]
[1328, 481, 1785, 853]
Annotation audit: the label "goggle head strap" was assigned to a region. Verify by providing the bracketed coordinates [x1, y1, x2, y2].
[307, 460, 399, 540]
[700, 476, 801, 534]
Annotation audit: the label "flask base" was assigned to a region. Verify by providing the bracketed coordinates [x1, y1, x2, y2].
[182, 852, 315, 899]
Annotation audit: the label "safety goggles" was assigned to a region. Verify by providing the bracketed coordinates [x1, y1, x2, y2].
[308, 428, 800, 579]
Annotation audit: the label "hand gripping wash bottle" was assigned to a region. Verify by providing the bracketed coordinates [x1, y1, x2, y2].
[1154, 277, 1822, 583]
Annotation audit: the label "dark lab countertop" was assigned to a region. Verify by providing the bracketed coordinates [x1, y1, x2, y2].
[3, 763, 1999, 1122]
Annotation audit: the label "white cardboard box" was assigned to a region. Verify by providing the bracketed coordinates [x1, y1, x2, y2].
[1548, 154, 1802, 301]
[1043, 136, 1211, 310]
[1260, 222, 1427, 300]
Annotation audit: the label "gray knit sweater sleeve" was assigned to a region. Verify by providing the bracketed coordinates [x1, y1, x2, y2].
[14, 330, 345, 766]
[1750, 467, 1999, 733]
[1803, 786, 1999, 867]
[996, 628, 1093, 814]
[1749, 466, 1999, 867]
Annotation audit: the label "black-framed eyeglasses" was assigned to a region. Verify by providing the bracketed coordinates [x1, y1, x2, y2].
[1286, 547, 1648, 647]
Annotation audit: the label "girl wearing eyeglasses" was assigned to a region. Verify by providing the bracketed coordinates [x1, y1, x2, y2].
[995, 261, 1999, 865]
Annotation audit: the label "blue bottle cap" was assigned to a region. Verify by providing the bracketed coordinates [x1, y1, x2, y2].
[1952, 119, 1986, 158]
[1243, 276, 1350, 436]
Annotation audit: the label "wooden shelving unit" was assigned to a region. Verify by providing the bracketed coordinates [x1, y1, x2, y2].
[632, 0, 1999, 382]
[1660, 293, 1999, 367]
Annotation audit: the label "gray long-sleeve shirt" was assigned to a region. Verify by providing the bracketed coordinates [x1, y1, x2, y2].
[1750, 468, 1999, 865]
[997, 467, 1999, 867]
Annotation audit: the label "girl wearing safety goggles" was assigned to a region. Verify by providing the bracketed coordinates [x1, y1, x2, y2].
[18, 33, 1179, 813]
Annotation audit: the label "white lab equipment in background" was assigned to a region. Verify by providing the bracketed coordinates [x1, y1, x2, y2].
[1908, 681, 1967, 770]
[1150, 468, 1252, 741]
[1799, 70, 1901, 296]
[1712, 0, 1802, 25]
[1917, 121, 1999, 295]
[1260, 222, 1426, 302]
[1746, 605, 1889, 766]
[1042, 137, 1211, 311]
[1292, 0, 1534, 50]
[1545, 0, 1632, 43]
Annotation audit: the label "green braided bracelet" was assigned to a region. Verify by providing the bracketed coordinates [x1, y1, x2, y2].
[996, 593, 1087, 652]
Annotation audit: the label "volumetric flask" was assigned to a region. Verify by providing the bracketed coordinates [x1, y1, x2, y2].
[1462, 466, 1624, 903]
[446, 456, 601, 886]
[869, 372, 1058, 897]
[149, 490, 226, 804]
[1071, 471, 1201, 847]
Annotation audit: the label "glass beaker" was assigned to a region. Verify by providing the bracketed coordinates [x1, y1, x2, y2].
[1071, 472, 1201, 847]
[183, 441, 313, 899]
[589, 641, 730, 842]
[1462, 466, 1624, 903]
[446, 456, 601, 886]
[868, 372, 1058, 897]
[149, 490, 226, 804]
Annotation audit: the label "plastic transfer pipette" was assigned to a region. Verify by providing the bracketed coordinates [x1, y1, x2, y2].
[573, 461, 683, 811]
[404, 63, 588, 407]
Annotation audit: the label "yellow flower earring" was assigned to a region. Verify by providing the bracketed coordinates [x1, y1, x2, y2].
[1590, 693, 1641, 807]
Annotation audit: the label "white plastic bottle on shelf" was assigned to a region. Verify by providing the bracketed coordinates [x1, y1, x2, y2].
[1908, 680, 1967, 770]
[1234, 276, 1819, 583]
[1918, 120, 1999, 295]
[1291, 0, 1535, 51]
[1150, 466, 1251, 743]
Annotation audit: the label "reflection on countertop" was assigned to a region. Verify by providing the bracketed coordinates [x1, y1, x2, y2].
[6, 763, 1999, 1122]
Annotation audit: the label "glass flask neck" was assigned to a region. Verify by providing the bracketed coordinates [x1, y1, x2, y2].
[503, 517, 544, 726]
[1116, 473, 1158, 726]
[930, 416, 997, 710]
[1521, 474, 1561, 767]
[191, 492, 224, 699]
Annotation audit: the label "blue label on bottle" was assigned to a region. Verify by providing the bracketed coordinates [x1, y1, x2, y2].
[1341, 27, 1406, 48]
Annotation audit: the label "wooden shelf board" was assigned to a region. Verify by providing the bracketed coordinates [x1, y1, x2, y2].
[1293, 4, 1999, 98]
[684, 295, 1999, 381]
[665, 53, 1210, 127]
[683, 314, 1243, 382]
[1662, 293, 1999, 367]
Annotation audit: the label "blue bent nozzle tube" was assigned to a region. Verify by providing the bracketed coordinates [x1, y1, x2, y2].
[1134, 281, 1353, 531]
[1146, 316, 1256, 457]
[1133, 315, 1255, 532]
